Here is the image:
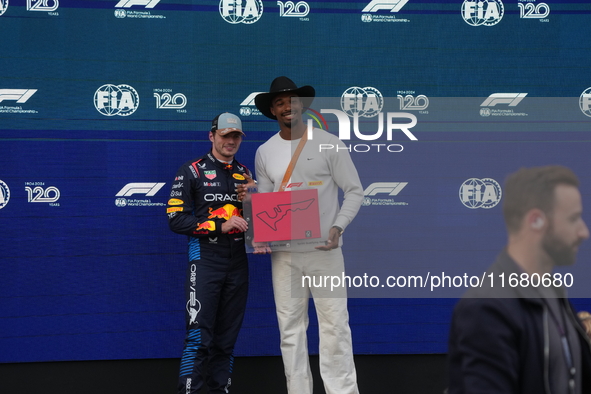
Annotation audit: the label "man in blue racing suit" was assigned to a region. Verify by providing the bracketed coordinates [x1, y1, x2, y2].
[167, 112, 252, 394]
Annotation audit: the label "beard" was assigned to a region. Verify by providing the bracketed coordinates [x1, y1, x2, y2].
[542, 224, 581, 267]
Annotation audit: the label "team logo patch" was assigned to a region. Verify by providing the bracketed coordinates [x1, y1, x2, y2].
[233, 173, 245, 180]
[168, 198, 184, 205]
[196, 221, 216, 231]
[204, 170, 217, 180]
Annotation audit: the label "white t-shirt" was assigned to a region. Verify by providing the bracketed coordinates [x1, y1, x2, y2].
[255, 128, 363, 251]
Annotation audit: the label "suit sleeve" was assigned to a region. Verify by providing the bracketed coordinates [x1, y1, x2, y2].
[327, 136, 363, 231]
[448, 298, 521, 394]
[166, 164, 224, 237]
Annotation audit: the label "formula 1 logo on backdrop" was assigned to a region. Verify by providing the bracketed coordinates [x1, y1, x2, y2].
[27, 0, 59, 12]
[115, 182, 166, 207]
[115, 0, 160, 8]
[361, 182, 408, 206]
[459, 178, 502, 209]
[0, 180, 10, 209]
[362, 0, 408, 12]
[361, 0, 409, 22]
[481, 93, 527, 107]
[0, 0, 8, 17]
[480, 93, 528, 117]
[461, 0, 504, 26]
[0, 89, 37, 103]
[580, 87, 591, 118]
[114, 0, 165, 19]
[94, 84, 139, 116]
[219, 0, 263, 24]
[341, 87, 384, 118]
[0, 89, 39, 114]
[239, 92, 264, 116]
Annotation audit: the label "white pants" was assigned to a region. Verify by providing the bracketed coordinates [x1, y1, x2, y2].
[272, 249, 359, 394]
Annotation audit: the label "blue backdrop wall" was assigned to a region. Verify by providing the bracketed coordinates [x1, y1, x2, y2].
[2, 0, 591, 363]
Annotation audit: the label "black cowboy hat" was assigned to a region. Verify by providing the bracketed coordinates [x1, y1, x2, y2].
[254, 76, 315, 120]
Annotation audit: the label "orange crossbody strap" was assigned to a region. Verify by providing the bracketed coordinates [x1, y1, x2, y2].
[279, 131, 308, 192]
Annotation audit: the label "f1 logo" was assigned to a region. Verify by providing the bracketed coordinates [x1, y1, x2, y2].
[240, 92, 265, 106]
[363, 182, 407, 196]
[0, 89, 37, 103]
[481, 93, 527, 107]
[115, 0, 160, 8]
[362, 0, 408, 13]
[116, 183, 165, 197]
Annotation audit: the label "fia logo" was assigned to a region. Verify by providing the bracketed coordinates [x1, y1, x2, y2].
[219, 0, 263, 24]
[0, 180, 10, 209]
[461, 0, 504, 26]
[277, 1, 309, 17]
[0, 0, 8, 17]
[27, 0, 58, 11]
[341, 86, 384, 118]
[519, 1, 550, 19]
[94, 84, 139, 116]
[459, 178, 502, 209]
[580, 87, 591, 118]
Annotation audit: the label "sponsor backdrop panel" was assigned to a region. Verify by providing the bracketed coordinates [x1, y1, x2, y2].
[1, 0, 591, 363]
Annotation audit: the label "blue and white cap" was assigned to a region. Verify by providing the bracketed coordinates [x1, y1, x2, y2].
[211, 112, 245, 136]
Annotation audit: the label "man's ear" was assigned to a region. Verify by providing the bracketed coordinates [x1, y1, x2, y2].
[527, 209, 546, 230]
[209, 131, 214, 142]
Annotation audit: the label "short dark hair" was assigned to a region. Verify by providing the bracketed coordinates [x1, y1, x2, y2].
[503, 165, 579, 233]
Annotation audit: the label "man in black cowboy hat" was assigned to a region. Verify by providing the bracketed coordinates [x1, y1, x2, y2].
[253, 76, 363, 394]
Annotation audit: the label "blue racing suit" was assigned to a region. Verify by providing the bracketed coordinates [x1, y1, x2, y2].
[167, 151, 251, 394]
